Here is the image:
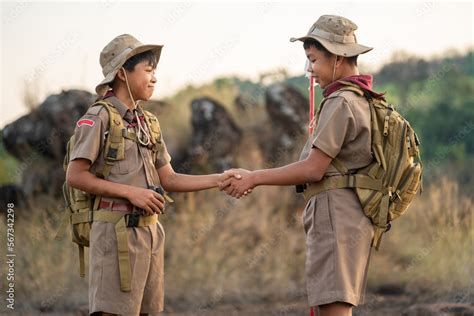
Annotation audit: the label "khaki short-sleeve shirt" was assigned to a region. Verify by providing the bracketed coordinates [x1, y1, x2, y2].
[299, 90, 372, 176]
[70, 96, 171, 202]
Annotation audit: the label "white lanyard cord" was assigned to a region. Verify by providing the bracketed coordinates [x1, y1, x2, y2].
[122, 67, 151, 146]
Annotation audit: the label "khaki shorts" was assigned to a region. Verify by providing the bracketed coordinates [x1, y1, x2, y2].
[89, 220, 165, 315]
[302, 188, 374, 307]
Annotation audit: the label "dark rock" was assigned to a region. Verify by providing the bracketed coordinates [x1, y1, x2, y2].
[261, 84, 308, 165]
[234, 95, 257, 112]
[2, 90, 96, 197]
[177, 97, 242, 173]
[0, 184, 26, 211]
[2, 89, 96, 162]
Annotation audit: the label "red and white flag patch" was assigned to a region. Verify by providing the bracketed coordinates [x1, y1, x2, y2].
[76, 119, 95, 128]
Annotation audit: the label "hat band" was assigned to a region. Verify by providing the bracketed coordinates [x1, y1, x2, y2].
[102, 46, 134, 75]
[310, 28, 356, 44]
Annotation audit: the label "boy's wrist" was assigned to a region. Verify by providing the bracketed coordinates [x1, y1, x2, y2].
[251, 170, 261, 187]
[214, 173, 221, 187]
[122, 185, 133, 201]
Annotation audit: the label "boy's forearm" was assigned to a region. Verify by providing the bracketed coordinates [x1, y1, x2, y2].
[164, 173, 220, 192]
[67, 169, 132, 200]
[253, 160, 322, 186]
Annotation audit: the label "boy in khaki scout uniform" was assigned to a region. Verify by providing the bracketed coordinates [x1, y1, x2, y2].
[67, 34, 239, 316]
[220, 15, 384, 316]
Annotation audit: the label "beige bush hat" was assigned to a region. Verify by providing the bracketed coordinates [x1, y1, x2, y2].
[290, 15, 372, 57]
[95, 34, 163, 96]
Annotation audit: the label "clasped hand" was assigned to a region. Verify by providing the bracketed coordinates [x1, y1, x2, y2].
[217, 168, 254, 199]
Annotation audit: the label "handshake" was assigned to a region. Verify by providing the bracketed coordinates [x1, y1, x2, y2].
[217, 168, 254, 199]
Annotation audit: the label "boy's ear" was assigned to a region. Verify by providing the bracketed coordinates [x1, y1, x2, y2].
[116, 67, 126, 82]
[336, 55, 344, 67]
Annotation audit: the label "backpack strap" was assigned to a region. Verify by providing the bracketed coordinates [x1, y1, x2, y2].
[331, 158, 349, 175]
[70, 210, 158, 292]
[142, 109, 162, 151]
[337, 82, 365, 97]
[141, 109, 174, 204]
[93, 101, 126, 179]
[303, 174, 383, 202]
[302, 172, 388, 250]
[54, 182, 74, 241]
[373, 194, 391, 249]
[87, 101, 128, 215]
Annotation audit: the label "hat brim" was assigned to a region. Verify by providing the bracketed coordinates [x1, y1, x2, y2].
[290, 35, 372, 57]
[95, 44, 163, 96]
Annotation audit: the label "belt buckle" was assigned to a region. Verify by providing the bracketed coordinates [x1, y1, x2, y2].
[126, 213, 140, 227]
[295, 183, 307, 193]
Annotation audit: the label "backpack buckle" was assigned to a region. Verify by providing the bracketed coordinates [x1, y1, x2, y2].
[125, 214, 140, 227]
[295, 184, 307, 193]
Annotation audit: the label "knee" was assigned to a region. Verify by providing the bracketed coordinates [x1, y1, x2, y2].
[317, 301, 353, 316]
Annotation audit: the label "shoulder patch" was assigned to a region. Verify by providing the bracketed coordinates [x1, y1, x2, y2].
[76, 118, 95, 128]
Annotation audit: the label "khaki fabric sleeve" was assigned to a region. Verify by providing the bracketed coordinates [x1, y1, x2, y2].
[70, 108, 107, 164]
[312, 96, 356, 158]
[155, 134, 172, 169]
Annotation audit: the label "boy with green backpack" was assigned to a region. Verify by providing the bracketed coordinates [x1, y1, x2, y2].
[57, 34, 239, 315]
[220, 15, 422, 316]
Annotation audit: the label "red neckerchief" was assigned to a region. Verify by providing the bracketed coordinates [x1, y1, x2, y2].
[103, 90, 115, 99]
[323, 74, 385, 99]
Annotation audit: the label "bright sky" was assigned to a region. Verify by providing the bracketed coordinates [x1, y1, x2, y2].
[1, 1, 473, 128]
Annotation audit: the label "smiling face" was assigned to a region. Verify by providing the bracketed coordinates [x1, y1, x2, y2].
[304, 45, 337, 89]
[124, 60, 157, 101]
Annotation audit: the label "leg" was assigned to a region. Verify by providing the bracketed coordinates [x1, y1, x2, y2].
[311, 306, 320, 316]
[318, 302, 352, 316]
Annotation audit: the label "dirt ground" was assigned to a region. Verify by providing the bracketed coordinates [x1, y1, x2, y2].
[162, 293, 474, 316]
[4, 291, 474, 316]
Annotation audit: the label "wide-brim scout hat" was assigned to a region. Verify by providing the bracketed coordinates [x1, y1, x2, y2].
[290, 15, 372, 57]
[95, 34, 163, 96]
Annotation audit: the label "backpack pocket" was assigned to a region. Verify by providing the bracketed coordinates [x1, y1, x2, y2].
[115, 138, 136, 174]
[72, 220, 91, 247]
[389, 163, 422, 221]
[357, 187, 383, 224]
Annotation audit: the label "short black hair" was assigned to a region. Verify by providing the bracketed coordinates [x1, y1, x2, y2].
[122, 50, 158, 71]
[303, 38, 358, 66]
[110, 50, 157, 89]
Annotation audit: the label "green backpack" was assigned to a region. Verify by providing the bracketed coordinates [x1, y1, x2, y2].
[55, 100, 164, 291]
[302, 82, 423, 249]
